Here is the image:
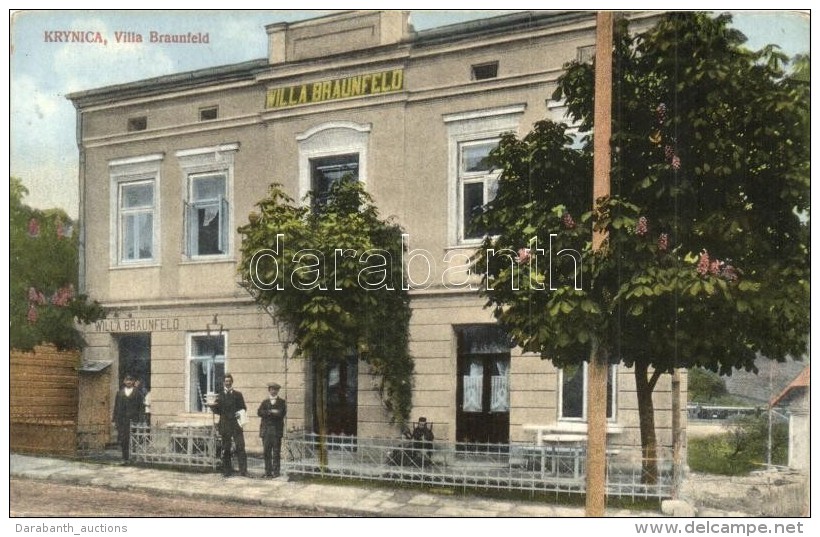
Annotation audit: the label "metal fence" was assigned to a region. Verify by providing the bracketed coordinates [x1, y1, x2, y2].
[130, 423, 220, 468]
[285, 433, 678, 499]
[126, 425, 678, 498]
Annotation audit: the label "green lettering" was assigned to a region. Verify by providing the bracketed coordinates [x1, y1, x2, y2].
[392, 69, 404, 90]
[312, 82, 323, 102]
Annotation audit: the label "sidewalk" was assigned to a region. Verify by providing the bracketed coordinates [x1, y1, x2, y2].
[10, 452, 661, 517]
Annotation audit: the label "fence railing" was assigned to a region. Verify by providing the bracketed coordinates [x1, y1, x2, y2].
[127, 425, 678, 498]
[285, 432, 679, 499]
[130, 423, 220, 469]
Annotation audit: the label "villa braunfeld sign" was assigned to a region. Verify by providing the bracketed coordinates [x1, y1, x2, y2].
[266, 68, 404, 109]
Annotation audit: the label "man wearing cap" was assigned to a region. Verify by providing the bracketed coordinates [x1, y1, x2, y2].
[112, 374, 145, 463]
[257, 382, 287, 478]
[207, 373, 248, 477]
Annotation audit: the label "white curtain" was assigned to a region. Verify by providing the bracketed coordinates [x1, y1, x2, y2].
[463, 376, 483, 412]
[202, 205, 219, 226]
[328, 364, 340, 387]
[490, 360, 510, 412]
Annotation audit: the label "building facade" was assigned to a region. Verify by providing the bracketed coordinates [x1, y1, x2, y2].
[69, 10, 684, 453]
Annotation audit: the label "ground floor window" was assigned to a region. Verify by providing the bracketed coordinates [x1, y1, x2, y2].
[559, 362, 616, 420]
[188, 333, 225, 412]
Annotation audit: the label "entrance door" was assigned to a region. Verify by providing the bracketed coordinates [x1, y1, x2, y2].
[313, 354, 358, 437]
[456, 325, 511, 446]
[118, 334, 151, 389]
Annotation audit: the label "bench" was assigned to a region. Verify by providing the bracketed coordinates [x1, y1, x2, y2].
[520, 423, 624, 480]
[522, 422, 624, 446]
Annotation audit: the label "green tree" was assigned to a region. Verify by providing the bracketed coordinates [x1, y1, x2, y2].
[474, 13, 809, 482]
[10, 177, 105, 351]
[687, 367, 728, 403]
[237, 180, 414, 465]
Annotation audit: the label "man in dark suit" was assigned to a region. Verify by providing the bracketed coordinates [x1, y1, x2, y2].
[257, 381, 287, 478]
[111, 374, 145, 463]
[207, 373, 247, 477]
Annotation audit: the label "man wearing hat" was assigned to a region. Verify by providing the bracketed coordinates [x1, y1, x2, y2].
[257, 382, 287, 478]
[111, 374, 145, 463]
[207, 373, 248, 477]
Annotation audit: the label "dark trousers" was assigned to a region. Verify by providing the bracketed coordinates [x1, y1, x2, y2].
[262, 434, 283, 476]
[220, 429, 247, 475]
[118, 421, 134, 461]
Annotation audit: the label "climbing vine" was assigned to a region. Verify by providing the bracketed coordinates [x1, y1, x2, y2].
[238, 181, 414, 428]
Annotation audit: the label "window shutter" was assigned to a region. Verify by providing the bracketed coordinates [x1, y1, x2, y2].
[220, 196, 229, 253]
[182, 200, 191, 256]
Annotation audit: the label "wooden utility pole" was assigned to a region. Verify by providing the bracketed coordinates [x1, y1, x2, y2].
[586, 10, 613, 517]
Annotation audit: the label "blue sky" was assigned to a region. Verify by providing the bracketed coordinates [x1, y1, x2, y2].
[9, 10, 810, 218]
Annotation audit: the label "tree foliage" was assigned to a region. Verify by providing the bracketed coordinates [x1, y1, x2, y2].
[473, 13, 808, 478]
[687, 367, 728, 403]
[237, 180, 414, 428]
[10, 177, 105, 351]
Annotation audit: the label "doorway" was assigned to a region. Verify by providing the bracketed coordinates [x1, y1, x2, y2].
[313, 354, 358, 437]
[455, 325, 511, 446]
[118, 334, 151, 389]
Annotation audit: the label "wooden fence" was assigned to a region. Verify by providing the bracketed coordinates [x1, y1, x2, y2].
[10, 345, 80, 456]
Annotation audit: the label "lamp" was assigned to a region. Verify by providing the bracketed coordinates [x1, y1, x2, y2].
[206, 314, 223, 337]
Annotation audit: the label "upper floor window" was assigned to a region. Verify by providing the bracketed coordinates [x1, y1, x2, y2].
[459, 139, 500, 240]
[559, 363, 616, 421]
[119, 181, 155, 261]
[109, 153, 163, 266]
[444, 105, 525, 246]
[577, 45, 596, 64]
[199, 106, 218, 121]
[297, 121, 371, 204]
[127, 116, 147, 132]
[176, 143, 238, 259]
[186, 173, 228, 256]
[471, 61, 499, 80]
[310, 153, 359, 210]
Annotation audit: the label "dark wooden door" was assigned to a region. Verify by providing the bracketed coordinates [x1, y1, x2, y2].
[455, 325, 511, 447]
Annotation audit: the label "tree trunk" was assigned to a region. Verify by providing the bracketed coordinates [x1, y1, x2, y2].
[586, 340, 609, 516]
[314, 360, 328, 469]
[634, 361, 659, 485]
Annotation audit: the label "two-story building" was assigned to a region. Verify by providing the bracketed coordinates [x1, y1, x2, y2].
[68, 10, 683, 455]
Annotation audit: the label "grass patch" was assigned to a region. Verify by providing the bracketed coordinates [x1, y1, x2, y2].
[688, 415, 788, 475]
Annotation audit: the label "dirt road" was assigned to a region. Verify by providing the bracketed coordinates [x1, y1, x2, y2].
[10, 478, 336, 517]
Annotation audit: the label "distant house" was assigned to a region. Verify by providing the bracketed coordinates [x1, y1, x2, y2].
[770, 366, 810, 471]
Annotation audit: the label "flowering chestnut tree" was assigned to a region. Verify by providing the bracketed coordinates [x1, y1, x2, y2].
[10, 177, 105, 351]
[474, 13, 809, 481]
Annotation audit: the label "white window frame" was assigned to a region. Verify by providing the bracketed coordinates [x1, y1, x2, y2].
[444, 105, 526, 246]
[186, 331, 228, 413]
[547, 98, 586, 149]
[558, 362, 617, 422]
[176, 143, 238, 260]
[109, 154, 163, 267]
[296, 121, 371, 204]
